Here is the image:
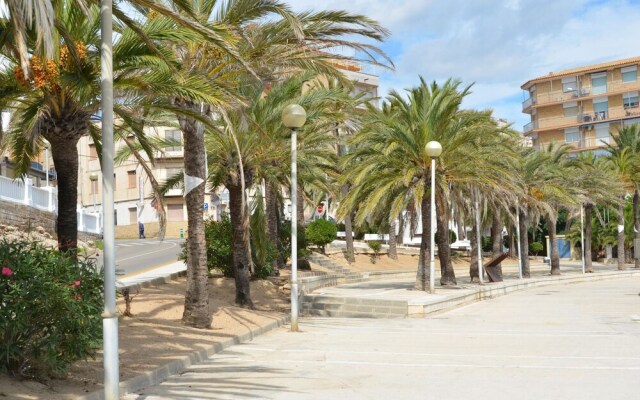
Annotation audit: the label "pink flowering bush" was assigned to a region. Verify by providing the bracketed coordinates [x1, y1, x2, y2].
[0, 240, 103, 377]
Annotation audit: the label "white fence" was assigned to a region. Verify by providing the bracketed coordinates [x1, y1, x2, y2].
[0, 175, 101, 234]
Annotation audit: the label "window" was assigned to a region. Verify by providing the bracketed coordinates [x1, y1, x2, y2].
[623, 91, 639, 108]
[591, 72, 607, 95]
[563, 101, 579, 117]
[564, 127, 579, 143]
[167, 204, 184, 221]
[127, 170, 137, 189]
[622, 65, 637, 83]
[128, 207, 137, 224]
[562, 77, 577, 93]
[593, 97, 608, 120]
[165, 130, 182, 151]
[595, 123, 610, 145]
[89, 144, 97, 160]
[165, 168, 182, 180]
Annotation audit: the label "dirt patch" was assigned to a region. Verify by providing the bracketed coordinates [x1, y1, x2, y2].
[0, 276, 288, 400]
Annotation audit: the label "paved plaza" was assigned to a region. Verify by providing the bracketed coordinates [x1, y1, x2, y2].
[123, 276, 640, 400]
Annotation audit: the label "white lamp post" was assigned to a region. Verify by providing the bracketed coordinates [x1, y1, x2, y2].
[425, 141, 442, 294]
[89, 172, 98, 213]
[282, 104, 307, 332]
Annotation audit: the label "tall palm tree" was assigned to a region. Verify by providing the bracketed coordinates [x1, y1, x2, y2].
[607, 124, 640, 268]
[0, 4, 208, 254]
[341, 78, 518, 289]
[571, 152, 624, 272]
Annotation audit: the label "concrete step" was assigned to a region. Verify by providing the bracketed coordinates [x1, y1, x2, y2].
[301, 295, 408, 318]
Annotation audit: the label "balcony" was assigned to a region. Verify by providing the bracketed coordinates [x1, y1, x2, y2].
[522, 97, 535, 111]
[530, 79, 640, 108]
[538, 136, 612, 151]
[523, 120, 537, 133]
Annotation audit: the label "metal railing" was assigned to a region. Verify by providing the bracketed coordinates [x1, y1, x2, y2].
[0, 175, 99, 233]
[531, 80, 640, 107]
[523, 120, 537, 133]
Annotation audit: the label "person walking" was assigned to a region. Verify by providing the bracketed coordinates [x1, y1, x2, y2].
[138, 221, 145, 239]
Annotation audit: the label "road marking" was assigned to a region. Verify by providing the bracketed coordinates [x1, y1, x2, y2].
[116, 242, 178, 263]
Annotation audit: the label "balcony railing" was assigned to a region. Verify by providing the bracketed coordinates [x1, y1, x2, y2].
[522, 97, 535, 111]
[523, 120, 537, 133]
[538, 137, 612, 151]
[531, 106, 640, 133]
[531, 79, 640, 108]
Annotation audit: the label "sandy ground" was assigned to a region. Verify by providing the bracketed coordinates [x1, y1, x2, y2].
[0, 277, 289, 400]
[0, 250, 526, 399]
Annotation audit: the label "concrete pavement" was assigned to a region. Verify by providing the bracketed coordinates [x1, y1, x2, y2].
[122, 276, 640, 400]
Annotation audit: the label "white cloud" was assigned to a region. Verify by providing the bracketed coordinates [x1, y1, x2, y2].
[289, 0, 640, 130]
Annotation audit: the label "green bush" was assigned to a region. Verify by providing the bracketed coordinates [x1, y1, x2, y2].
[368, 240, 382, 257]
[530, 241, 544, 256]
[0, 240, 103, 378]
[179, 216, 278, 278]
[306, 219, 337, 253]
[279, 222, 308, 261]
[179, 216, 234, 277]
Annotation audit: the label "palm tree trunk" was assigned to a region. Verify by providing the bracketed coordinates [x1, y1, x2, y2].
[388, 217, 398, 260]
[415, 193, 430, 290]
[585, 204, 594, 273]
[491, 211, 503, 279]
[179, 115, 211, 328]
[50, 138, 79, 256]
[228, 182, 253, 307]
[342, 185, 356, 263]
[508, 224, 515, 258]
[265, 183, 284, 269]
[618, 201, 626, 270]
[519, 208, 530, 278]
[469, 222, 480, 283]
[634, 190, 639, 269]
[456, 207, 465, 240]
[437, 197, 456, 286]
[548, 215, 560, 275]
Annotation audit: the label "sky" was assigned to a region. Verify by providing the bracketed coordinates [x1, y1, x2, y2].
[289, 0, 640, 131]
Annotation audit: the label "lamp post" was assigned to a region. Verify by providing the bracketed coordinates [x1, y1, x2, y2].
[282, 104, 307, 332]
[516, 200, 523, 279]
[425, 141, 442, 294]
[89, 173, 98, 213]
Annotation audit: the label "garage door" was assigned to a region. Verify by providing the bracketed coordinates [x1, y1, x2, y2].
[167, 204, 184, 221]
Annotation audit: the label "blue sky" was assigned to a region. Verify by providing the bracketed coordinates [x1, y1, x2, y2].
[290, 0, 640, 131]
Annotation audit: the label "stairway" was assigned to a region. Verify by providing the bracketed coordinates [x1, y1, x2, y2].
[301, 294, 408, 318]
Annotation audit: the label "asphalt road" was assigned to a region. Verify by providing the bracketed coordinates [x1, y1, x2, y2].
[125, 277, 640, 400]
[112, 239, 184, 277]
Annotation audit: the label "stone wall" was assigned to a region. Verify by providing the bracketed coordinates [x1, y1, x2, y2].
[0, 199, 56, 234]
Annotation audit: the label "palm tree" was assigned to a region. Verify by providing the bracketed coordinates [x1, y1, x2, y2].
[607, 124, 640, 268]
[0, 4, 205, 254]
[341, 78, 518, 289]
[570, 152, 624, 272]
[605, 124, 640, 270]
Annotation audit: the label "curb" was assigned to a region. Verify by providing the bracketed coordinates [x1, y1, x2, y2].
[406, 270, 640, 317]
[78, 315, 290, 400]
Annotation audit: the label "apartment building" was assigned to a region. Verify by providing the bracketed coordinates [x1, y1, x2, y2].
[521, 56, 640, 154]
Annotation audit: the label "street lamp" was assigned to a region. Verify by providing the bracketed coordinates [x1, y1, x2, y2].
[89, 173, 99, 213]
[282, 104, 306, 332]
[425, 140, 442, 294]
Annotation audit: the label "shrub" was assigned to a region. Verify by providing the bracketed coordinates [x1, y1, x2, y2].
[368, 240, 382, 259]
[306, 219, 337, 253]
[530, 241, 544, 256]
[0, 240, 103, 378]
[279, 222, 308, 261]
[179, 216, 234, 277]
